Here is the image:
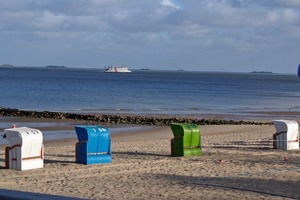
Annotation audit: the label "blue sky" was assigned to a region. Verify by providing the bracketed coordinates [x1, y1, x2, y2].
[0, 0, 299, 73]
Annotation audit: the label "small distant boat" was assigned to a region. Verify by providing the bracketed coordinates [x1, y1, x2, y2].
[104, 65, 132, 73]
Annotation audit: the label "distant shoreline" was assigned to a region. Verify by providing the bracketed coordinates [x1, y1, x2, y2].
[1, 65, 295, 74]
[250, 71, 273, 74]
[45, 65, 67, 68]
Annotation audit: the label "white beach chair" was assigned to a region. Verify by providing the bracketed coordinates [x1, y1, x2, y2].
[273, 120, 299, 150]
[4, 127, 44, 170]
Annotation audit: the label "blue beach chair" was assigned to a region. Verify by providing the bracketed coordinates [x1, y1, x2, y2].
[75, 126, 112, 165]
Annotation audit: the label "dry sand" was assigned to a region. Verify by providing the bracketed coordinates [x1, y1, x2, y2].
[1, 119, 300, 199]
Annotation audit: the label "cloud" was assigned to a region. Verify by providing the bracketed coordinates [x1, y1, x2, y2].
[160, 0, 182, 10]
[30, 11, 70, 30]
[0, 0, 299, 72]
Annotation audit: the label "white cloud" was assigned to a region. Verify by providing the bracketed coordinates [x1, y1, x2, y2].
[160, 0, 182, 10]
[282, 9, 299, 23]
[258, 8, 299, 27]
[30, 11, 70, 30]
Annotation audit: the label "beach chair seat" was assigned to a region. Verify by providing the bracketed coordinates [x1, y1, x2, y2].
[4, 127, 44, 171]
[75, 126, 112, 165]
[273, 120, 299, 150]
[170, 123, 202, 157]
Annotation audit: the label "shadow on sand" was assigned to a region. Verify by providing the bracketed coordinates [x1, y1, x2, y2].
[154, 173, 300, 199]
[0, 189, 87, 200]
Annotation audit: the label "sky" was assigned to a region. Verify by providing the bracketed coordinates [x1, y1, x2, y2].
[0, 0, 299, 73]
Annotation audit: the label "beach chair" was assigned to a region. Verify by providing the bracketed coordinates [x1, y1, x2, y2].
[4, 127, 44, 171]
[273, 120, 299, 150]
[170, 123, 202, 157]
[75, 126, 112, 165]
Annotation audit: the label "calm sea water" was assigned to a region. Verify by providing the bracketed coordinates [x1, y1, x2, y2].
[1, 67, 300, 119]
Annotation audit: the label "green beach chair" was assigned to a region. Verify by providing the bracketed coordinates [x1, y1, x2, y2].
[170, 123, 202, 157]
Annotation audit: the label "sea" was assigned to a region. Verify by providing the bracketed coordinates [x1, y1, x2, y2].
[1, 66, 300, 144]
[1, 66, 300, 119]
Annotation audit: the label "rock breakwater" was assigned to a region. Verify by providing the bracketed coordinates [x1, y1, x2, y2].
[0, 107, 271, 126]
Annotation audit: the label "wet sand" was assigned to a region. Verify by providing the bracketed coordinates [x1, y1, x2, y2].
[0, 116, 161, 145]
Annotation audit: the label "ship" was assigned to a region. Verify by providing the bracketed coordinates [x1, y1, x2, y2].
[104, 65, 132, 73]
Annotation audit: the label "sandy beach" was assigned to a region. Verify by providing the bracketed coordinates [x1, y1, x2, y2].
[0, 117, 300, 199]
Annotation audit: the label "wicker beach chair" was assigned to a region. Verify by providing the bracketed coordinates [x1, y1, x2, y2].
[273, 120, 299, 150]
[75, 126, 112, 165]
[4, 127, 44, 171]
[170, 123, 202, 157]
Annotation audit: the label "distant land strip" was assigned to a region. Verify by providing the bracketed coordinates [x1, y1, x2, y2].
[0, 107, 272, 126]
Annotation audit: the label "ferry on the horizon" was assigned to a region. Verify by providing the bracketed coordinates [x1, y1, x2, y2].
[104, 65, 132, 73]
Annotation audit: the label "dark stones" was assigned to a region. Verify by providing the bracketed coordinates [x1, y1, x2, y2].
[0, 107, 272, 126]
